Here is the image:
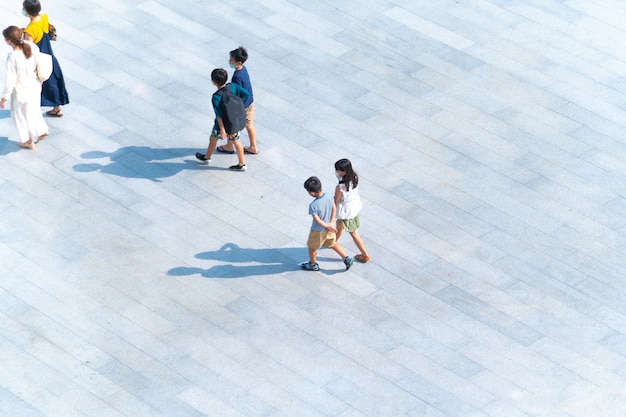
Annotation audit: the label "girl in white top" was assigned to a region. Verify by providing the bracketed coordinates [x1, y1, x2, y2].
[1, 26, 48, 150]
[333, 158, 370, 263]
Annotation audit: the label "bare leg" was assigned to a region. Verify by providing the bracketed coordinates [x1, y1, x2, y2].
[335, 220, 344, 241]
[204, 137, 218, 159]
[329, 242, 347, 260]
[350, 230, 369, 257]
[233, 139, 246, 166]
[308, 247, 317, 264]
[244, 123, 258, 153]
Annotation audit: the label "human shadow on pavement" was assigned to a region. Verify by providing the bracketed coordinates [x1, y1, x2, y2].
[0, 136, 19, 156]
[0, 110, 18, 155]
[168, 243, 343, 279]
[73, 146, 221, 182]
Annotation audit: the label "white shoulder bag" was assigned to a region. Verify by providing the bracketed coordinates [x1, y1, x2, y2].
[36, 52, 53, 82]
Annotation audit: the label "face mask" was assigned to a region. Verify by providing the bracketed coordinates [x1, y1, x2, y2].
[335, 172, 343, 181]
[229, 64, 236, 69]
[22, 9, 28, 17]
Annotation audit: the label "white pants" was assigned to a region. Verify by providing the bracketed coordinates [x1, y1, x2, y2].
[11, 92, 48, 143]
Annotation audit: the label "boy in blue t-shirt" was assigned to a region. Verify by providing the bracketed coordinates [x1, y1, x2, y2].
[301, 176, 354, 271]
[216, 46, 258, 155]
[196, 68, 249, 171]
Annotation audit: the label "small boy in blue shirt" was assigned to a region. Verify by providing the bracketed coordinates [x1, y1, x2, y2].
[196, 68, 249, 171]
[301, 176, 354, 271]
[216, 46, 258, 155]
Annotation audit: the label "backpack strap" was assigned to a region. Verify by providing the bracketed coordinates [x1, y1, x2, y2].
[218, 83, 231, 96]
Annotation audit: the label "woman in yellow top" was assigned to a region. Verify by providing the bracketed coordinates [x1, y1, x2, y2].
[23, 0, 69, 117]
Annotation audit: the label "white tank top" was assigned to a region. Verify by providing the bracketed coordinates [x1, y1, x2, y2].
[336, 183, 362, 220]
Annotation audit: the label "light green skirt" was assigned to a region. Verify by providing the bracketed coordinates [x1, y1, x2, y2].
[339, 215, 360, 233]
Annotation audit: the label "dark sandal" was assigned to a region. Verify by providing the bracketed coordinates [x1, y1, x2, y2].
[244, 148, 259, 155]
[216, 145, 235, 154]
[46, 109, 63, 117]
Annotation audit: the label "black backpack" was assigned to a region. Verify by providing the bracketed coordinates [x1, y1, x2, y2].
[217, 84, 246, 134]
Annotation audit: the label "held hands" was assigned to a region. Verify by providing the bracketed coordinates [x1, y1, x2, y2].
[0, 99, 6, 109]
[312, 214, 337, 233]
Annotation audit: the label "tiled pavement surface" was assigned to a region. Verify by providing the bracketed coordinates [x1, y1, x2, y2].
[1, 0, 626, 416]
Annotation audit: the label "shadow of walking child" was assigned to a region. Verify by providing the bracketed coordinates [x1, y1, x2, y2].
[168, 243, 337, 279]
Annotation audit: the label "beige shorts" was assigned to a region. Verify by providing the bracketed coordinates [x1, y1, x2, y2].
[307, 230, 336, 251]
[245, 103, 255, 126]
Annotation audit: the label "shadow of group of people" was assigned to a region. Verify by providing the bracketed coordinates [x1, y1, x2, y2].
[73, 146, 214, 182]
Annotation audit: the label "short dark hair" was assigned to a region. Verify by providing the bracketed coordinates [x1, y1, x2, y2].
[211, 68, 228, 86]
[304, 176, 322, 193]
[23, 0, 41, 16]
[229, 46, 248, 64]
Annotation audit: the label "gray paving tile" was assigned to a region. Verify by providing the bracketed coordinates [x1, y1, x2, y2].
[0, 386, 47, 417]
[434, 285, 543, 346]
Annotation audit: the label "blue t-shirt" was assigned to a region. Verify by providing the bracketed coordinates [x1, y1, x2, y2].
[211, 83, 249, 130]
[232, 66, 253, 108]
[308, 193, 333, 232]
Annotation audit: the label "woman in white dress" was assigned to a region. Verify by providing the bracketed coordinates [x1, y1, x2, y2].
[0, 25, 48, 150]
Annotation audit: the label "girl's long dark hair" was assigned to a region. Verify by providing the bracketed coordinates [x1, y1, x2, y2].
[335, 158, 358, 191]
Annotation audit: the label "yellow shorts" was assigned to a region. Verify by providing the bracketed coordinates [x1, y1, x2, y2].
[307, 230, 336, 251]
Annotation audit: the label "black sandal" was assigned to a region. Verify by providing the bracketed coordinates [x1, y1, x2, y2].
[216, 146, 235, 154]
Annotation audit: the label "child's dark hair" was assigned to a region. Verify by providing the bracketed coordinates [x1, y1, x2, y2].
[23, 0, 41, 16]
[304, 176, 322, 193]
[3, 26, 32, 59]
[211, 68, 228, 86]
[229, 46, 248, 64]
[335, 158, 358, 191]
